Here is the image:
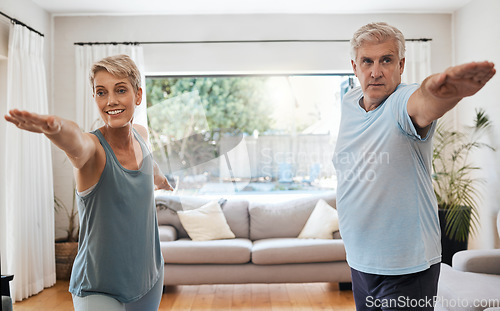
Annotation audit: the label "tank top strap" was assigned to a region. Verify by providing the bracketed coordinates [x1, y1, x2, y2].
[91, 128, 149, 158]
[91, 129, 113, 154]
[131, 127, 150, 156]
[91, 128, 151, 174]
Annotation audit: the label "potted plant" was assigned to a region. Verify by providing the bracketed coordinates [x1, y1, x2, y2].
[432, 108, 495, 264]
[54, 188, 79, 280]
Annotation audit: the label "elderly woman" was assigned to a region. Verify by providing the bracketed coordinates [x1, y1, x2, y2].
[5, 54, 172, 311]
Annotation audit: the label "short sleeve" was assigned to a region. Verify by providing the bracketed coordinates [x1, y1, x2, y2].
[391, 83, 436, 141]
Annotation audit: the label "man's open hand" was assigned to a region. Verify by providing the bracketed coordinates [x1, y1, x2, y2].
[427, 61, 496, 100]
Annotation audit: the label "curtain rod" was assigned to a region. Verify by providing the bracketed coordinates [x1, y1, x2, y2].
[0, 10, 44, 37]
[74, 38, 432, 46]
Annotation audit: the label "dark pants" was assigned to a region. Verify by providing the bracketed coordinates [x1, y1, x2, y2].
[351, 263, 440, 311]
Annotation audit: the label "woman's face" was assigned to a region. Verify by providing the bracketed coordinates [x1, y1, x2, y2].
[93, 70, 142, 128]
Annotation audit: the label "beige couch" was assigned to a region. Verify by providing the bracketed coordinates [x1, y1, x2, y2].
[436, 211, 500, 311]
[155, 192, 352, 288]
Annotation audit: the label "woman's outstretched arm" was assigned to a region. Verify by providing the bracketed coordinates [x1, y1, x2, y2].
[5, 109, 97, 169]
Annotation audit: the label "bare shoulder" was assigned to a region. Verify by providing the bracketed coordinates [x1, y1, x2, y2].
[133, 123, 149, 140]
[82, 131, 102, 149]
[73, 130, 105, 167]
[81, 131, 105, 163]
[65, 131, 102, 168]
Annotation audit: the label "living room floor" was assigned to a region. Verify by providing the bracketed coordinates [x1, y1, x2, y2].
[12, 281, 356, 310]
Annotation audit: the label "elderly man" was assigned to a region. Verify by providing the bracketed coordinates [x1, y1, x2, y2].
[333, 22, 495, 311]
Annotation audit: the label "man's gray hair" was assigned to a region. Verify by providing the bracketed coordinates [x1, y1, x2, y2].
[350, 22, 406, 61]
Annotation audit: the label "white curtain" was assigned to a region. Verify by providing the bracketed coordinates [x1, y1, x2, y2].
[75, 44, 147, 132]
[2, 24, 55, 301]
[402, 40, 432, 85]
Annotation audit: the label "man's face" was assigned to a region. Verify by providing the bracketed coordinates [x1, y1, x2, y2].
[351, 39, 405, 109]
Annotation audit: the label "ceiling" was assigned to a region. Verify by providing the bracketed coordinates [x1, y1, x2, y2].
[32, 0, 474, 15]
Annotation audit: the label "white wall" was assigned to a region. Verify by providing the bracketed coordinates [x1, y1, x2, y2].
[54, 13, 452, 116]
[0, 0, 52, 272]
[454, 0, 500, 249]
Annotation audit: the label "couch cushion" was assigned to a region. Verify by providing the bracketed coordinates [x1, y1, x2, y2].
[248, 192, 336, 240]
[159, 225, 177, 242]
[452, 249, 500, 275]
[156, 195, 250, 239]
[252, 238, 346, 265]
[437, 263, 500, 311]
[222, 199, 250, 239]
[161, 238, 252, 264]
[178, 200, 236, 241]
[298, 199, 339, 239]
[156, 195, 211, 238]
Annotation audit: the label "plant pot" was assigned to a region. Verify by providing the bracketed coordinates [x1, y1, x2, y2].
[438, 208, 470, 265]
[55, 241, 78, 280]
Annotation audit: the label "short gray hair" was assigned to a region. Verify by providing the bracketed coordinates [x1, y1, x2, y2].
[350, 22, 405, 61]
[90, 54, 141, 93]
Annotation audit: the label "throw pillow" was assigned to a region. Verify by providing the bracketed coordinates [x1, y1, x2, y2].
[177, 200, 236, 241]
[298, 199, 339, 239]
[156, 195, 227, 239]
[248, 192, 336, 240]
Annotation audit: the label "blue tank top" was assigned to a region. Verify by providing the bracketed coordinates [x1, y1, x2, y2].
[69, 128, 163, 303]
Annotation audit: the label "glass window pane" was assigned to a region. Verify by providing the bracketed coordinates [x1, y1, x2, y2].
[146, 74, 356, 196]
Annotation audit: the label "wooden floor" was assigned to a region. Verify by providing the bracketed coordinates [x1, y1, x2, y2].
[13, 281, 356, 310]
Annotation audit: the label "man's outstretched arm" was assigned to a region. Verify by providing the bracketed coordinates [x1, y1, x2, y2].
[407, 61, 496, 135]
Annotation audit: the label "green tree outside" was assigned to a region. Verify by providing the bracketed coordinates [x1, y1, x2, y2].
[145, 77, 273, 175]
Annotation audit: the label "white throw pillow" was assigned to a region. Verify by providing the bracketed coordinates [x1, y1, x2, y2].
[177, 200, 236, 241]
[298, 199, 339, 239]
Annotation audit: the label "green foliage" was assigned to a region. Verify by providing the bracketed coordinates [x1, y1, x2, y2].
[145, 77, 274, 174]
[146, 77, 273, 138]
[432, 108, 495, 242]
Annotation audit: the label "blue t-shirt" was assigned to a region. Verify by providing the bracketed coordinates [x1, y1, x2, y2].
[332, 83, 441, 275]
[69, 128, 163, 303]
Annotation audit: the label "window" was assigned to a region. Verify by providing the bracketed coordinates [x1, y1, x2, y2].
[146, 74, 356, 196]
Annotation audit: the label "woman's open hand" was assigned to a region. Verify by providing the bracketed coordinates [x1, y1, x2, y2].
[155, 176, 174, 191]
[4, 109, 62, 135]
